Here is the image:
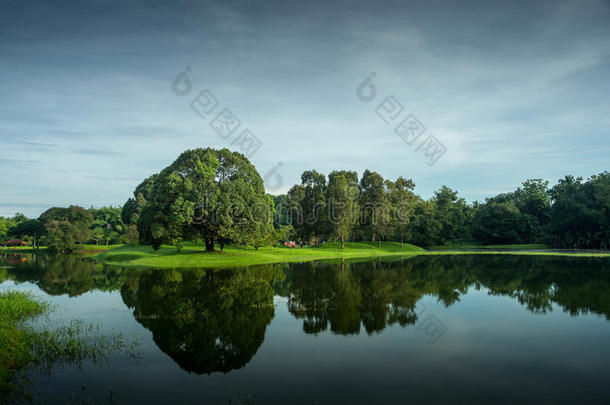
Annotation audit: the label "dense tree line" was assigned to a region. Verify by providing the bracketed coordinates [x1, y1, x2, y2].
[274, 170, 610, 249]
[471, 174, 610, 248]
[2, 146, 608, 251]
[274, 169, 471, 248]
[2, 206, 127, 253]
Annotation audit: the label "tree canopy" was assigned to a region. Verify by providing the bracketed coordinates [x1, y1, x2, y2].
[134, 148, 273, 251]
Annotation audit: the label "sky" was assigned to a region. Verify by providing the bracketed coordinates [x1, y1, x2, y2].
[1, 0, 609, 218]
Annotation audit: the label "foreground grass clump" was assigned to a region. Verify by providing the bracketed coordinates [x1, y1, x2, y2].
[0, 291, 49, 394]
[0, 291, 139, 400]
[95, 241, 425, 269]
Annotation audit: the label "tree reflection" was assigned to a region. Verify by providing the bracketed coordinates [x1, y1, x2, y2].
[2, 253, 610, 375]
[0, 253, 128, 296]
[280, 255, 610, 334]
[121, 267, 276, 374]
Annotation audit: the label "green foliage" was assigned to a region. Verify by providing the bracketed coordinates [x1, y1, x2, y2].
[385, 177, 417, 245]
[409, 200, 442, 247]
[7, 219, 44, 247]
[282, 170, 474, 248]
[297, 170, 328, 245]
[0, 290, 139, 400]
[0, 219, 8, 242]
[43, 221, 85, 253]
[431, 185, 473, 243]
[547, 173, 610, 249]
[0, 213, 28, 242]
[125, 224, 139, 246]
[327, 170, 359, 248]
[124, 268, 274, 374]
[473, 201, 528, 244]
[121, 174, 157, 225]
[89, 206, 125, 245]
[276, 224, 295, 242]
[39, 206, 93, 227]
[272, 194, 291, 228]
[135, 148, 272, 251]
[359, 170, 390, 242]
[36, 206, 93, 252]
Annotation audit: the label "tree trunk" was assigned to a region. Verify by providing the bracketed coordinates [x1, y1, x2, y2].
[220, 242, 225, 251]
[341, 235, 344, 249]
[378, 239, 381, 248]
[401, 237, 404, 248]
[205, 239, 215, 251]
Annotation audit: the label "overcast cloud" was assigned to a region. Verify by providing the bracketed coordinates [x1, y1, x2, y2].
[1, 0, 609, 217]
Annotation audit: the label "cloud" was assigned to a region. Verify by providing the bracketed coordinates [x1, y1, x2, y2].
[0, 0, 609, 217]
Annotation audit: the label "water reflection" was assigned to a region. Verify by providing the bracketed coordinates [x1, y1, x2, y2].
[1, 253, 610, 376]
[121, 268, 276, 374]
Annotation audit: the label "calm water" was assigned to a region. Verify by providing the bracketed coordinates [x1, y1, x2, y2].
[1, 253, 610, 404]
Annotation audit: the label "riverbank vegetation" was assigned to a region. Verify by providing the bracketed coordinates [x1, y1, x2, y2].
[0, 291, 139, 400]
[2, 148, 609, 254]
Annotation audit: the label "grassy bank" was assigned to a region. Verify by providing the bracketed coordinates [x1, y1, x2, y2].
[95, 241, 425, 269]
[0, 291, 49, 395]
[0, 290, 139, 400]
[93, 241, 610, 269]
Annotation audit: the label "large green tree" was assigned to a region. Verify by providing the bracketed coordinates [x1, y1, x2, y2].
[90, 206, 124, 245]
[385, 177, 417, 247]
[7, 219, 45, 248]
[431, 186, 472, 244]
[39, 206, 93, 228]
[43, 220, 87, 253]
[327, 170, 359, 248]
[359, 170, 390, 244]
[547, 173, 610, 249]
[1, 213, 29, 241]
[299, 170, 328, 245]
[137, 148, 272, 251]
[121, 174, 158, 225]
[38, 206, 93, 251]
[472, 201, 528, 244]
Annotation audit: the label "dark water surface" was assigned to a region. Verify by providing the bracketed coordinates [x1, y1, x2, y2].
[1, 253, 609, 404]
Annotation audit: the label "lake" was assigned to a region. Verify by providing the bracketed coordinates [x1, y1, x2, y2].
[1, 253, 609, 404]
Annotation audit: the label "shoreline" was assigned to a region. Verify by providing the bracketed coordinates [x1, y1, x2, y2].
[89, 242, 610, 270]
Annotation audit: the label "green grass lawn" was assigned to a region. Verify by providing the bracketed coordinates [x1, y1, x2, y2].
[94, 241, 426, 269]
[0, 291, 49, 395]
[93, 241, 610, 269]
